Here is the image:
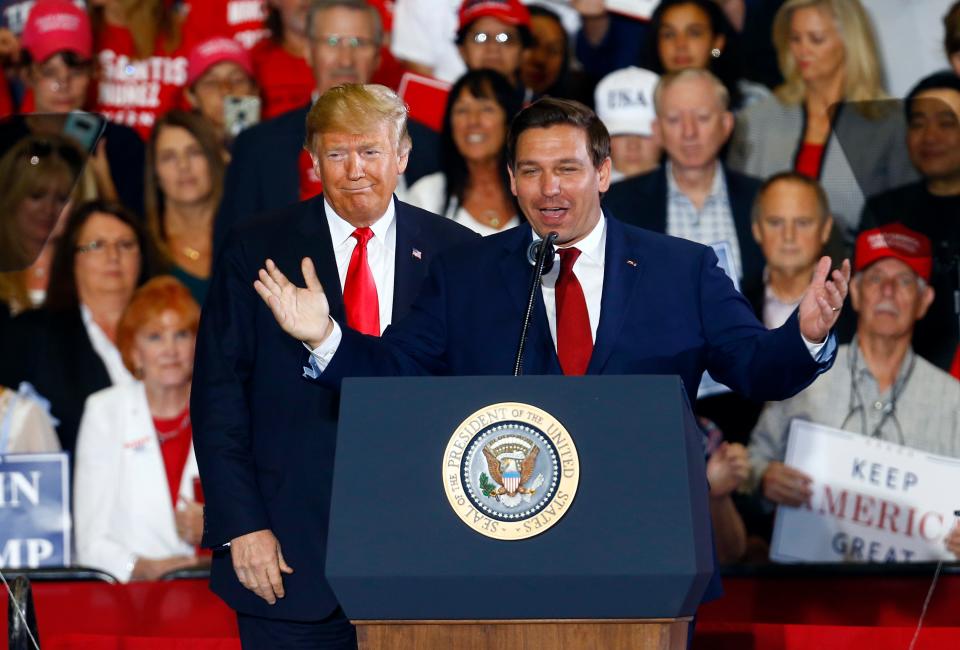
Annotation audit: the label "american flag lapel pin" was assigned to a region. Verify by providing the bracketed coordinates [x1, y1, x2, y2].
[626, 259, 637, 267]
[412, 248, 422, 260]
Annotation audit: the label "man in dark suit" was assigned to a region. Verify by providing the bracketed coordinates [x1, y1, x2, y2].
[255, 96, 850, 425]
[192, 84, 475, 647]
[603, 68, 764, 296]
[214, 0, 439, 253]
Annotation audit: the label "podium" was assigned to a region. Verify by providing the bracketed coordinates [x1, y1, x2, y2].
[327, 375, 713, 649]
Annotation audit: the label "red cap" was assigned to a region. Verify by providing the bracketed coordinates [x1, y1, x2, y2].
[458, 0, 531, 32]
[187, 37, 254, 87]
[21, 0, 92, 62]
[854, 223, 932, 282]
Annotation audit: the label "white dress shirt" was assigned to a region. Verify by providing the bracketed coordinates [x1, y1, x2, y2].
[324, 197, 396, 334]
[80, 303, 134, 386]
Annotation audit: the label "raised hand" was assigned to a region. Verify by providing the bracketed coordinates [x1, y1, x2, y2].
[798, 256, 851, 344]
[254, 258, 333, 348]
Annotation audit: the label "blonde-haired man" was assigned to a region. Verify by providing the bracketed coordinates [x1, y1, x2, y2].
[193, 84, 475, 647]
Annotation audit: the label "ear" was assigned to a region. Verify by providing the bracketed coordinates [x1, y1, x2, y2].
[652, 117, 662, 142]
[185, 89, 199, 109]
[952, 52, 960, 77]
[916, 283, 935, 320]
[130, 346, 144, 376]
[396, 143, 410, 175]
[713, 33, 726, 54]
[751, 219, 762, 245]
[597, 156, 612, 193]
[820, 215, 834, 244]
[507, 163, 518, 197]
[721, 110, 734, 139]
[849, 275, 861, 313]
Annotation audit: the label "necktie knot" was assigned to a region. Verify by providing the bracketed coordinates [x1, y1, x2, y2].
[352, 227, 374, 247]
[558, 247, 581, 276]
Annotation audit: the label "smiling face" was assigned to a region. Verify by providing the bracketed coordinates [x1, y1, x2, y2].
[654, 75, 733, 171]
[450, 87, 508, 164]
[508, 124, 610, 246]
[906, 89, 960, 183]
[131, 308, 196, 389]
[657, 3, 724, 72]
[314, 121, 408, 227]
[787, 5, 845, 86]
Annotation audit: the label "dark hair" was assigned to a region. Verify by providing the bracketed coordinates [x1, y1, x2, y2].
[525, 5, 571, 97]
[751, 171, 831, 223]
[904, 71, 960, 119]
[21, 49, 93, 70]
[644, 0, 745, 110]
[266, 6, 284, 44]
[507, 97, 610, 169]
[441, 69, 522, 216]
[45, 200, 155, 312]
[945, 1, 960, 57]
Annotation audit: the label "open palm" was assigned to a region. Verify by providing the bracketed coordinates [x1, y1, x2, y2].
[253, 258, 333, 347]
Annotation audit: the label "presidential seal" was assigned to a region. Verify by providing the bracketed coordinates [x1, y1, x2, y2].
[442, 402, 580, 541]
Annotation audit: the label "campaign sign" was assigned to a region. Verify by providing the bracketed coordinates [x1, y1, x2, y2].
[771, 421, 959, 563]
[0, 453, 70, 568]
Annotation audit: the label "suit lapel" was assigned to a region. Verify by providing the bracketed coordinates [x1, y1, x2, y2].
[588, 218, 644, 374]
[298, 196, 346, 323]
[497, 228, 561, 375]
[391, 198, 424, 322]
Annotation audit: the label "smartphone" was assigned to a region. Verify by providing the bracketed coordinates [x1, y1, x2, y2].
[62, 112, 106, 154]
[224, 95, 262, 138]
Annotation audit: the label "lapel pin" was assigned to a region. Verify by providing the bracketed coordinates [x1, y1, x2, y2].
[626, 259, 637, 267]
[412, 248, 422, 260]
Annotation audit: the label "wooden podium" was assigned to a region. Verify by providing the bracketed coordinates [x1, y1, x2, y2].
[327, 377, 715, 646]
[353, 618, 691, 649]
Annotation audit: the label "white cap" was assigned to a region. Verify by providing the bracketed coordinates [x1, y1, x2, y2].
[594, 66, 660, 137]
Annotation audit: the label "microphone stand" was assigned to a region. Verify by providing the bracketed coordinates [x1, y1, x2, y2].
[514, 231, 558, 376]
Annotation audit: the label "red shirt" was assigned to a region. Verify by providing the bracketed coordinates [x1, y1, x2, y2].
[180, 0, 269, 50]
[950, 345, 959, 381]
[0, 76, 12, 119]
[152, 408, 193, 508]
[252, 39, 314, 119]
[795, 142, 825, 179]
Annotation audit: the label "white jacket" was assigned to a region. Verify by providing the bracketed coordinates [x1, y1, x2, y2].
[74, 382, 198, 582]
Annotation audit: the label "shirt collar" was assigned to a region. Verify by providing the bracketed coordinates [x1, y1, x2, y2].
[324, 196, 396, 247]
[529, 212, 607, 263]
[850, 334, 916, 389]
[666, 160, 726, 202]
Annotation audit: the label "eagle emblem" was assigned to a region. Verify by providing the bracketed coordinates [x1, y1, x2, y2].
[479, 434, 545, 507]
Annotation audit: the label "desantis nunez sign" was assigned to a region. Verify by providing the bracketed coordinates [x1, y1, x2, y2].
[771, 421, 959, 563]
[0, 453, 70, 568]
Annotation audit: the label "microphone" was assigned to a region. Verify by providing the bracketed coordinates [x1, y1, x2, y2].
[526, 237, 556, 274]
[514, 231, 558, 376]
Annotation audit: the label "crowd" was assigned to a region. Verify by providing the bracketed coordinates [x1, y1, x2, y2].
[0, 0, 957, 590]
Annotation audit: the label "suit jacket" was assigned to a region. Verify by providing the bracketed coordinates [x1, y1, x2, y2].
[214, 104, 441, 253]
[74, 382, 199, 582]
[320, 216, 833, 408]
[192, 195, 476, 621]
[602, 164, 765, 297]
[0, 307, 112, 456]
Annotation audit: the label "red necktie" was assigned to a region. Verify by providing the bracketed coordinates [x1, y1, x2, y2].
[555, 248, 592, 375]
[343, 227, 380, 336]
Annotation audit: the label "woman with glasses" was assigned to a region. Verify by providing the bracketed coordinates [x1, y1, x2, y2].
[404, 69, 521, 236]
[0, 200, 155, 456]
[145, 111, 225, 304]
[75, 276, 206, 582]
[455, 0, 533, 102]
[184, 37, 259, 149]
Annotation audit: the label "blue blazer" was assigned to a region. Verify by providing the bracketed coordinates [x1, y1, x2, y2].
[602, 165, 765, 299]
[192, 195, 476, 621]
[214, 104, 441, 253]
[321, 216, 832, 407]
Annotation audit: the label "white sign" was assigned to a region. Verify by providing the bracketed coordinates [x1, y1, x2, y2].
[771, 420, 960, 563]
[605, 0, 660, 20]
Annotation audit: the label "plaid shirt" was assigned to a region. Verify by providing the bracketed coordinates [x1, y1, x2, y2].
[665, 161, 743, 280]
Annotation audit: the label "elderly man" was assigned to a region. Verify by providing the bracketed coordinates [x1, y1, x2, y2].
[861, 72, 960, 373]
[748, 225, 960, 559]
[749, 172, 834, 329]
[603, 69, 764, 293]
[214, 0, 440, 251]
[193, 84, 474, 647]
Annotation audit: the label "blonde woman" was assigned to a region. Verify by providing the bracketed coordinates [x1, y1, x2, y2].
[728, 0, 917, 246]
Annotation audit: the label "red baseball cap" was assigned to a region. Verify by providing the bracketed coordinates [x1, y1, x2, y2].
[21, 0, 92, 63]
[187, 37, 254, 87]
[854, 223, 932, 282]
[458, 0, 531, 32]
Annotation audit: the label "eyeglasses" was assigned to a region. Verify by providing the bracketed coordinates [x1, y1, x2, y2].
[316, 34, 378, 51]
[470, 31, 517, 46]
[35, 61, 93, 85]
[860, 270, 922, 291]
[75, 238, 140, 257]
[194, 75, 255, 94]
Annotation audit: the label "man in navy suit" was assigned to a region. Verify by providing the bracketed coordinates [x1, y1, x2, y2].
[192, 84, 475, 647]
[214, 0, 439, 253]
[256, 97, 850, 406]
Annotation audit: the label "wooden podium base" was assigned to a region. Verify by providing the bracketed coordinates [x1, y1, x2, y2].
[354, 618, 691, 650]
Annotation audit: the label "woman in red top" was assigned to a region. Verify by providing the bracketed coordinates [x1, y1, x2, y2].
[74, 275, 206, 582]
[251, 0, 315, 118]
